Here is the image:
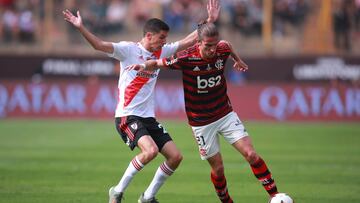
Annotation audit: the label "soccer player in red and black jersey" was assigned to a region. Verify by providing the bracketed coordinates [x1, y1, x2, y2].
[128, 22, 279, 203]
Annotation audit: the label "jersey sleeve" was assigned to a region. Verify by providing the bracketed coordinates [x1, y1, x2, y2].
[162, 49, 188, 70]
[107, 41, 131, 61]
[160, 42, 179, 58]
[217, 40, 232, 52]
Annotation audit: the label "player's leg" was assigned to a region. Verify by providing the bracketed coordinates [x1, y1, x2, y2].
[160, 140, 183, 169]
[140, 140, 182, 202]
[220, 112, 278, 197]
[192, 120, 233, 203]
[207, 153, 233, 203]
[139, 119, 182, 202]
[232, 136, 278, 196]
[111, 117, 159, 201]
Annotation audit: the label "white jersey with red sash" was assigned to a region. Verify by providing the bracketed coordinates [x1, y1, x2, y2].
[108, 41, 179, 118]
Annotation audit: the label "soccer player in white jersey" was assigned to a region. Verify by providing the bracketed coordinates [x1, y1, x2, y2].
[63, 1, 220, 203]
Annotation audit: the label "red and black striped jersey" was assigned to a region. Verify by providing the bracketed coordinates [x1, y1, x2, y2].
[162, 41, 233, 126]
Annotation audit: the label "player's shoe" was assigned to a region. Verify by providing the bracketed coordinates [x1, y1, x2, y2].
[138, 193, 159, 203]
[108, 186, 123, 203]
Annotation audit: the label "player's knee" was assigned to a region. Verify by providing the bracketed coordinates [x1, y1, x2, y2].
[143, 146, 159, 161]
[167, 152, 183, 169]
[173, 152, 183, 164]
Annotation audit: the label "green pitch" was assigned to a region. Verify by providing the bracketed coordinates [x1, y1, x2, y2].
[0, 119, 359, 203]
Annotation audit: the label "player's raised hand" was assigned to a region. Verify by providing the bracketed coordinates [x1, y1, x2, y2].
[63, 10, 82, 28]
[207, 0, 221, 23]
[233, 60, 248, 72]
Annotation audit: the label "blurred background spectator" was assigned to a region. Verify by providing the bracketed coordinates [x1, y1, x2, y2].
[332, 0, 353, 53]
[0, 0, 359, 57]
[162, 0, 186, 32]
[17, 1, 36, 43]
[226, 0, 263, 36]
[356, 0, 360, 31]
[1, 0, 38, 44]
[273, 0, 309, 37]
[106, 0, 127, 33]
[1, 3, 18, 43]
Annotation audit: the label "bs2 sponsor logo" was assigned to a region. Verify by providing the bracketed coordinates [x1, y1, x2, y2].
[197, 75, 222, 89]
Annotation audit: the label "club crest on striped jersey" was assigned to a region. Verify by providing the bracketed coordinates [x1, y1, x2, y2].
[215, 59, 224, 70]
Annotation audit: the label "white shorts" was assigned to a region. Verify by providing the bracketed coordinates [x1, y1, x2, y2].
[191, 112, 248, 160]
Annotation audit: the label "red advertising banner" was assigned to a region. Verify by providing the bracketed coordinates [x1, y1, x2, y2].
[0, 80, 359, 121]
[0, 80, 186, 119]
[228, 83, 360, 121]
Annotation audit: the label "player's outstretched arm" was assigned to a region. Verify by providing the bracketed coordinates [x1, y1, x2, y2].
[63, 9, 113, 54]
[126, 59, 165, 72]
[177, 0, 220, 51]
[224, 40, 248, 72]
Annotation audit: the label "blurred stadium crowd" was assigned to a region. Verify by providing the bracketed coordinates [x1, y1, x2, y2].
[0, 0, 360, 56]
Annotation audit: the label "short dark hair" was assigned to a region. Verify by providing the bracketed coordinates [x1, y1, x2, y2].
[197, 22, 219, 41]
[143, 18, 170, 36]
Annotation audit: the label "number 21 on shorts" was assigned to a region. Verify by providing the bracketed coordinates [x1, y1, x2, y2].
[196, 135, 205, 146]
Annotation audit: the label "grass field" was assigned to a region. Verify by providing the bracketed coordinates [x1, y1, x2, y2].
[0, 119, 359, 203]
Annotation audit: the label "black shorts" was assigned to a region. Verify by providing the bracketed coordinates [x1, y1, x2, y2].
[115, 116, 172, 151]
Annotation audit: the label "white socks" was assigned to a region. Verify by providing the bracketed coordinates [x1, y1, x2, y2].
[143, 162, 174, 200]
[114, 156, 144, 193]
[114, 158, 175, 200]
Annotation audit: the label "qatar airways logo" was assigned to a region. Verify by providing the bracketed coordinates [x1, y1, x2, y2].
[0, 82, 185, 118]
[259, 86, 360, 120]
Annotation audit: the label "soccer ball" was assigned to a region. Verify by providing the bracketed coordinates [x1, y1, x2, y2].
[268, 193, 294, 203]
